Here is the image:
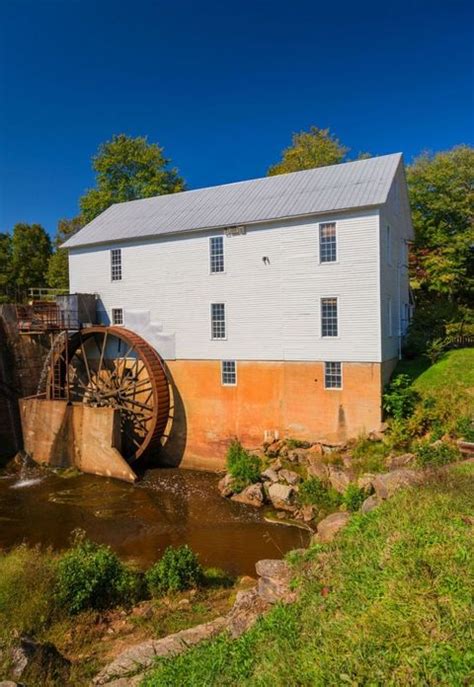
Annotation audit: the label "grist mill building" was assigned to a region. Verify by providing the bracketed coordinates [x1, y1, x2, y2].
[63, 153, 413, 469]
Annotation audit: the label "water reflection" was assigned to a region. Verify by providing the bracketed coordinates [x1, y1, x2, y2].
[0, 467, 309, 575]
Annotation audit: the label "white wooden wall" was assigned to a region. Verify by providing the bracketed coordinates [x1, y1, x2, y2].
[69, 207, 386, 363]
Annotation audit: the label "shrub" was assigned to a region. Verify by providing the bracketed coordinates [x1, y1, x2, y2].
[383, 374, 420, 420]
[56, 533, 142, 614]
[343, 484, 367, 512]
[146, 545, 203, 597]
[226, 440, 262, 492]
[351, 436, 389, 473]
[455, 416, 474, 442]
[298, 477, 342, 511]
[414, 440, 461, 468]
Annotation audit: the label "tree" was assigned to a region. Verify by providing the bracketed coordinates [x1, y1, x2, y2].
[407, 145, 474, 304]
[10, 223, 52, 295]
[79, 134, 185, 223]
[267, 126, 349, 176]
[0, 232, 12, 302]
[47, 217, 83, 290]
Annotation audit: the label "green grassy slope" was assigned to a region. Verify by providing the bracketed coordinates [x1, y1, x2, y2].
[396, 348, 474, 393]
[143, 463, 474, 687]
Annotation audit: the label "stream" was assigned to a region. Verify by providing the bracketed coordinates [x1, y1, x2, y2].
[0, 464, 309, 575]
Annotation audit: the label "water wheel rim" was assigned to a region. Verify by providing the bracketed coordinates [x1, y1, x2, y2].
[47, 326, 170, 462]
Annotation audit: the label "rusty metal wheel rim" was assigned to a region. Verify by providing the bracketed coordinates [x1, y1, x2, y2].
[46, 326, 170, 462]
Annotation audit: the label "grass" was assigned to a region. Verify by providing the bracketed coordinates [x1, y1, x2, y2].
[396, 349, 474, 394]
[142, 463, 474, 686]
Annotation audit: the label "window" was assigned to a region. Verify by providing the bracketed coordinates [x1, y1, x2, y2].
[319, 222, 337, 262]
[210, 236, 224, 273]
[324, 362, 342, 389]
[221, 360, 237, 385]
[388, 298, 393, 336]
[211, 303, 226, 339]
[321, 297, 338, 337]
[112, 308, 123, 325]
[386, 226, 392, 265]
[111, 248, 122, 281]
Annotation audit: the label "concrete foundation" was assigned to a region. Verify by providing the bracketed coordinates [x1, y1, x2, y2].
[19, 398, 137, 483]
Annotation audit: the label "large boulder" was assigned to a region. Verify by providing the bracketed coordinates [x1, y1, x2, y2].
[361, 494, 379, 514]
[261, 467, 279, 483]
[306, 457, 328, 480]
[357, 473, 376, 491]
[255, 559, 295, 604]
[268, 483, 296, 511]
[372, 469, 421, 500]
[255, 559, 291, 580]
[279, 468, 301, 485]
[231, 483, 265, 507]
[386, 453, 416, 470]
[328, 466, 352, 493]
[226, 588, 269, 638]
[312, 511, 351, 543]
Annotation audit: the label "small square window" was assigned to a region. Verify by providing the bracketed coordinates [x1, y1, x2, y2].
[321, 297, 338, 337]
[210, 236, 224, 273]
[112, 308, 123, 325]
[324, 362, 342, 389]
[319, 222, 337, 263]
[221, 360, 236, 385]
[111, 248, 122, 281]
[211, 303, 226, 339]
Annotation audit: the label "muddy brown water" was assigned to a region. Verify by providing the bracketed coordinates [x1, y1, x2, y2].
[0, 465, 309, 576]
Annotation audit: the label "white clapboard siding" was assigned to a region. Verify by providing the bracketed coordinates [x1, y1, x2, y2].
[69, 207, 383, 362]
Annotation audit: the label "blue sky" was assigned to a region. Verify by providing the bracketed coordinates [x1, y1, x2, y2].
[0, 0, 472, 237]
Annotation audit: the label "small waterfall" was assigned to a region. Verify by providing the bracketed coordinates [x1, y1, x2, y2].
[10, 451, 44, 489]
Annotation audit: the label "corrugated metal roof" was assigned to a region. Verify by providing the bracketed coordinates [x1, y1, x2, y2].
[63, 153, 403, 249]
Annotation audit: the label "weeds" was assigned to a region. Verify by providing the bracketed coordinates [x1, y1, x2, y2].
[226, 440, 262, 492]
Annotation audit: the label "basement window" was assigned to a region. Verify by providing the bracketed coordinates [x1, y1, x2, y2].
[319, 222, 337, 262]
[221, 360, 237, 385]
[211, 303, 226, 339]
[321, 297, 338, 337]
[111, 248, 122, 281]
[324, 362, 342, 389]
[210, 236, 224, 273]
[112, 308, 123, 325]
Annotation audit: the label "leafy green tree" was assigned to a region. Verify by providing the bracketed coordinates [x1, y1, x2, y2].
[0, 232, 12, 302]
[10, 223, 52, 295]
[47, 217, 83, 290]
[407, 145, 474, 304]
[267, 126, 349, 176]
[79, 134, 185, 223]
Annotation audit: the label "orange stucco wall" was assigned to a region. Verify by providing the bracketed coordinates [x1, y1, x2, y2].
[161, 360, 389, 470]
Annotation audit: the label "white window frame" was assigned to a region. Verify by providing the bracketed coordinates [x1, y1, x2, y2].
[111, 307, 123, 326]
[321, 297, 339, 338]
[210, 302, 226, 340]
[319, 222, 337, 264]
[209, 235, 225, 274]
[324, 362, 343, 390]
[221, 360, 237, 386]
[111, 248, 122, 281]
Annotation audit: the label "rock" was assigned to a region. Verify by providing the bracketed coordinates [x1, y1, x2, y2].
[255, 559, 291, 580]
[372, 469, 421, 500]
[306, 457, 328, 480]
[226, 588, 270, 638]
[322, 442, 345, 455]
[328, 466, 352, 493]
[93, 617, 227, 684]
[299, 504, 316, 522]
[368, 422, 389, 441]
[269, 457, 283, 471]
[266, 440, 286, 457]
[261, 467, 279, 483]
[132, 601, 154, 619]
[387, 453, 416, 470]
[231, 482, 265, 507]
[10, 637, 70, 684]
[357, 473, 376, 491]
[361, 494, 379, 513]
[308, 442, 323, 456]
[268, 482, 296, 511]
[0, 682, 25, 687]
[177, 598, 190, 608]
[313, 511, 351, 543]
[218, 473, 234, 497]
[106, 677, 143, 687]
[278, 468, 301, 485]
[237, 575, 257, 589]
[287, 448, 310, 464]
[257, 576, 297, 604]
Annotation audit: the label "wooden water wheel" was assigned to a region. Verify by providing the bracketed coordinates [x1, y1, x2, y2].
[46, 326, 170, 462]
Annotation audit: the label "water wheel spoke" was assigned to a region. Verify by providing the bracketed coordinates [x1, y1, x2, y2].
[118, 396, 154, 412]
